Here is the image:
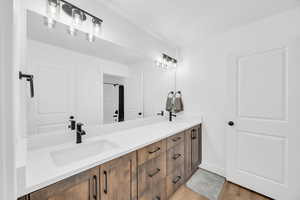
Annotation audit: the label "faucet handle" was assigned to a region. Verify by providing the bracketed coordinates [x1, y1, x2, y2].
[68, 116, 76, 130]
[76, 123, 86, 135]
[76, 123, 84, 131]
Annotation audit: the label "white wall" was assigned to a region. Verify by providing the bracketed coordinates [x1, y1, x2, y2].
[177, 8, 300, 176]
[0, 0, 16, 199]
[129, 61, 176, 117]
[27, 39, 129, 135]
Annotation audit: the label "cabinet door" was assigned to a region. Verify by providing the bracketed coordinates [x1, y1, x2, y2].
[191, 128, 199, 171]
[185, 129, 193, 179]
[100, 152, 137, 200]
[185, 125, 202, 179]
[30, 167, 100, 200]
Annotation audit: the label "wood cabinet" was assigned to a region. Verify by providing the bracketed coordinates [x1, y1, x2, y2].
[185, 125, 202, 180]
[165, 132, 186, 198]
[138, 141, 167, 200]
[166, 165, 185, 198]
[19, 124, 202, 200]
[100, 152, 137, 200]
[29, 167, 100, 200]
[138, 140, 166, 165]
[166, 139, 185, 175]
[166, 132, 185, 150]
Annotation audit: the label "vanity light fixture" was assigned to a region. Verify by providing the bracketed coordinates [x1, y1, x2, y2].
[44, 0, 104, 41]
[156, 54, 178, 69]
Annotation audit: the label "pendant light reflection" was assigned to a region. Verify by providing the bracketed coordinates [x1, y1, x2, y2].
[156, 54, 177, 70]
[45, 0, 60, 29]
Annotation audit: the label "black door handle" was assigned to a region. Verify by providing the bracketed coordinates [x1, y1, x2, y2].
[228, 121, 235, 126]
[19, 71, 34, 98]
[103, 171, 108, 194]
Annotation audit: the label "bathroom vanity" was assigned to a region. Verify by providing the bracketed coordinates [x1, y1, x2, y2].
[18, 122, 202, 200]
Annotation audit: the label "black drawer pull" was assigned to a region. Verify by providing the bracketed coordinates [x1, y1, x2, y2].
[93, 175, 97, 199]
[172, 137, 181, 142]
[148, 168, 161, 177]
[148, 147, 161, 154]
[153, 196, 161, 200]
[172, 176, 182, 184]
[103, 171, 108, 194]
[172, 153, 181, 160]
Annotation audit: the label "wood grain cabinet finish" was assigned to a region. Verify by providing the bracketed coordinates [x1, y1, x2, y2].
[100, 152, 137, 200]
[138, 140, 166, 165]
[166, 165, 185, 198]
[166, 141, 185, 175]
[29, 167, 100, 200]
[184, 125, 202, 180]
[138, 141, 167, 200]
[166, 132, 185, 150]
[152, 179, 167, 200]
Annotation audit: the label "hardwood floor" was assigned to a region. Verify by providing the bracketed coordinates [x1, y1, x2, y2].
[170, 181, 272, 200]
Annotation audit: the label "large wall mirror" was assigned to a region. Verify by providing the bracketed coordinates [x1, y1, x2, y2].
[25, 10, 176, 136]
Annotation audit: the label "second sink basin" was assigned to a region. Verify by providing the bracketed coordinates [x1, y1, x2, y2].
[51, 140, 119, 166]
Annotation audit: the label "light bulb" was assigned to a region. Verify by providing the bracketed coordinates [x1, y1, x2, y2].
[72, 9, 83, 26]
[94, 21, 102, 35]
[47, 0, 60, 18]
[45, 0, 60, 29]
[74, 13, 81, 25]
[49, 3, 58, 16]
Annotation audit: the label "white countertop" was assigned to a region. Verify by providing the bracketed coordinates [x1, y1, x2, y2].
[20, 116, 202, 197]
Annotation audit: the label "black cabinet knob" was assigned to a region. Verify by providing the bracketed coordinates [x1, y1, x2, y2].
[228, 121, 235, 126]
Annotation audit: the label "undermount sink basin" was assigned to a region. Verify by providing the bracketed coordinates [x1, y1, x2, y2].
[51, 140, 119, 166]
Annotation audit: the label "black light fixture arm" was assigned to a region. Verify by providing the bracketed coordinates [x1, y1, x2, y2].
[19, 71, 34, 98]
[60, 0, 103, 23]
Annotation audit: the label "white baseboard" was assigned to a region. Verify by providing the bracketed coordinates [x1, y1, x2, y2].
[200, 162, 226, 177]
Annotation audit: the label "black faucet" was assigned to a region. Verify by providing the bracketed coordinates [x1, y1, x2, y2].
[76, 123, 86, 144]
[169, 111, 176, 122]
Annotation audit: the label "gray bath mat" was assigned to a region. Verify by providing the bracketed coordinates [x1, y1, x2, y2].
[186, 168, 225, 200]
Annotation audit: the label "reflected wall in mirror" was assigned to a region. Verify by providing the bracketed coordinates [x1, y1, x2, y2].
[25, 10, 176, 136]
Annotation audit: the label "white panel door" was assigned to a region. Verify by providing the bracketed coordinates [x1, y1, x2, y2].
[125, 70, 143, 120]
[28, 63, 75, 134]
[103, 84, 119, 124]
[226, 41, 300, 199]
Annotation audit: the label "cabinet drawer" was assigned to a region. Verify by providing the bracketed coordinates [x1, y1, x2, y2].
[152, 179, 166, 200]
[138, 179, 166, 200]
[138, 140, 166, 165]
[167, 141, 185, 175]
[138, 155, 166, 200]
[166, 165, 185, 198]
[167, 132, 184, 150]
